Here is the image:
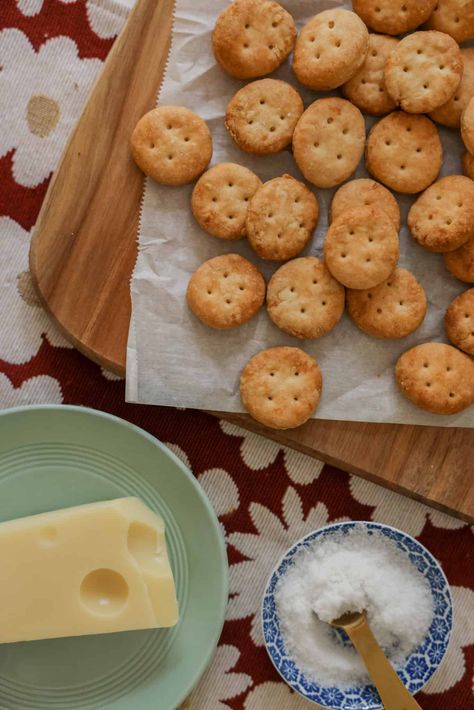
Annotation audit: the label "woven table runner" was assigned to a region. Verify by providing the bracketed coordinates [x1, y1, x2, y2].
[0, 1, 472, 708]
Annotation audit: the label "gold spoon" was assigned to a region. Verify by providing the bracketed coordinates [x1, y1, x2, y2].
[331, 611, 422, 710]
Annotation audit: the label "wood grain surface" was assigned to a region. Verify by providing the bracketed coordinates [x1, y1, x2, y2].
[29, 0, 473, 523]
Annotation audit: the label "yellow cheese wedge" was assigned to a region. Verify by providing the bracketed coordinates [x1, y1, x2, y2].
[0, 497, 179, 643]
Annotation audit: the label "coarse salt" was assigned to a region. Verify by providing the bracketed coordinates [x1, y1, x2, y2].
[275, 528, 434, 687]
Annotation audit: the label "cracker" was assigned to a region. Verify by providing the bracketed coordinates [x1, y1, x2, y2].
[186, 254, 265, 329]
[352, 0, 437, 35]
[464, 151, 474, 180]
[267, 257, 345, 339]
[225, 79, 304, 156]
[324, 205, 399, 290]
[342, 34, 399, 116]
[347, 268, 426, 339]
[426, 0, 474, 44]
[366, 112, 443, 194]
[384, 31, 463, 115]
[211, 0, 296, 80]
[461, 97, 474, 155]
[292, 9, 369, 91]
[445, 288, 474, 356]
[240, 347, 322, 429]
[191, 163, 261, 240]
[395, 342, 474, 415]
[443, 236, 474, 283]
[131, 106, 212, 186]
[408, 175, 474, 253]
[430, 48, 474, 128]
[330, 178, 400, 232]
[245, 175, 319, 261]
[293, 98, 365, 189]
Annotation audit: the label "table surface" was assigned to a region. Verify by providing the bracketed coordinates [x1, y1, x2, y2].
[1, 0, 473, 708]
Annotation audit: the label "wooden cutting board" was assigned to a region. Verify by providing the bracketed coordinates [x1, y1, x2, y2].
[29, 0, 473, 522]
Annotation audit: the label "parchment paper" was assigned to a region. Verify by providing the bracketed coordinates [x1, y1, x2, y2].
[126, 0, 474, 427]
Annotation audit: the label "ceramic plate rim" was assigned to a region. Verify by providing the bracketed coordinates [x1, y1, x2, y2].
[0, 404, 229, 710]
[261, 520, 453, 710]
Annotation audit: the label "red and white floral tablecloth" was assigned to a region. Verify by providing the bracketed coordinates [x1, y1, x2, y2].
[0, 1, 473, 708]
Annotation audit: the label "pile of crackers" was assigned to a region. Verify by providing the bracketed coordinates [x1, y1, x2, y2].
[131, 0, 474, 429]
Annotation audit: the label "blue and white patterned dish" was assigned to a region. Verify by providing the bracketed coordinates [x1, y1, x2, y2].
[262, 521, 452, 710]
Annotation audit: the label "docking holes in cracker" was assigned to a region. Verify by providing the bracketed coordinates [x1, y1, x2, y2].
[267, 257, 345, 340]
[191, 163, 262, 240]
[240, 346, 323, 429]
[292, 9, 369, 91]
[225, 79, 304, 155]
[246, 175, 319, 261]
[366, 111, 443, 194]
[186, 254, 265, 329]
[293, 98, 365, 189]
[324, 205, 399, 290]
[396, 342, 474, 415]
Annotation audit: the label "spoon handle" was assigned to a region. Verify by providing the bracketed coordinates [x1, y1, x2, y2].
[344, 615, 422, 710]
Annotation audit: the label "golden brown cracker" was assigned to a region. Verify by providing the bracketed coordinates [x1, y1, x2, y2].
[186, 254, 265, 329]
[131, 106, 212, 186]
[240, 347, 323, 429]
[267, 257, 345, 339]
[396, 342, 474, 414]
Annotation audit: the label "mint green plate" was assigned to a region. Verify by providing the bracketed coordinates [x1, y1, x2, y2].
[0, 405, 228, 710]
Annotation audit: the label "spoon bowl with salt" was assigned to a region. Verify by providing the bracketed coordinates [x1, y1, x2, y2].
[330, 610, 422, 710]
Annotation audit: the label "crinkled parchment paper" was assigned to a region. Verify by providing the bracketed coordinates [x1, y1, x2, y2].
[127, 0, 473, 427]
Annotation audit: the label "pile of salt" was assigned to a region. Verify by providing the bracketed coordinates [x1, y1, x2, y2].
[275, 528, 434, 687]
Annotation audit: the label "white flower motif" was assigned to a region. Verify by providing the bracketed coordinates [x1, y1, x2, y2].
[164, 443, 240, 519]
[100, 368, 123, 381]
[423, 586, 474, 694]
[220, 420, 324, 485]
[198, 468, 240, 517]
[86, 0, 128, 39]
[0, 373, 63, 407]
[244, 681, 322, 710]
[228, 486, 338, 646]
[187, 644, 252, 709]
[349, 476, 466, 537]
[0, 29, 101, 187]
[164, 443, 191, 469]
[16, 0, 75, 16]
[0, 217, 72, 364]
[16, 0, 126, 39]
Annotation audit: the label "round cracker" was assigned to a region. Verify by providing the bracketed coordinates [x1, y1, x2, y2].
[430, 48, 474, 129]
[408, 175, 474, 253]
[443, 236, 474, 283]
[324, 205, 399, 290]
[395, 343, 474, 415]
[330, 178, 400, 232]
[445, 288, 474, 356]
[211, 0, 296, 80]
[240, 346, 322, 429]
[267, 257, 345, 339]
[426, 0, 474, 44]
[186, 254, 265, 329]
[384, 31, 463, 115]
[342, 34, 399, 116]
[292, 9, 369, 91]
[366, 112, 443, 194]
[131, 106, 212, 186]
[293, 98, 365, 189]
[461, 97, 474, 155]
[225, 79, 304, 155]
[246, 175, 319, 261]
[347, 268, 427, 339]
[191, 163, 261, 240]
[352, 0, 437, 35]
